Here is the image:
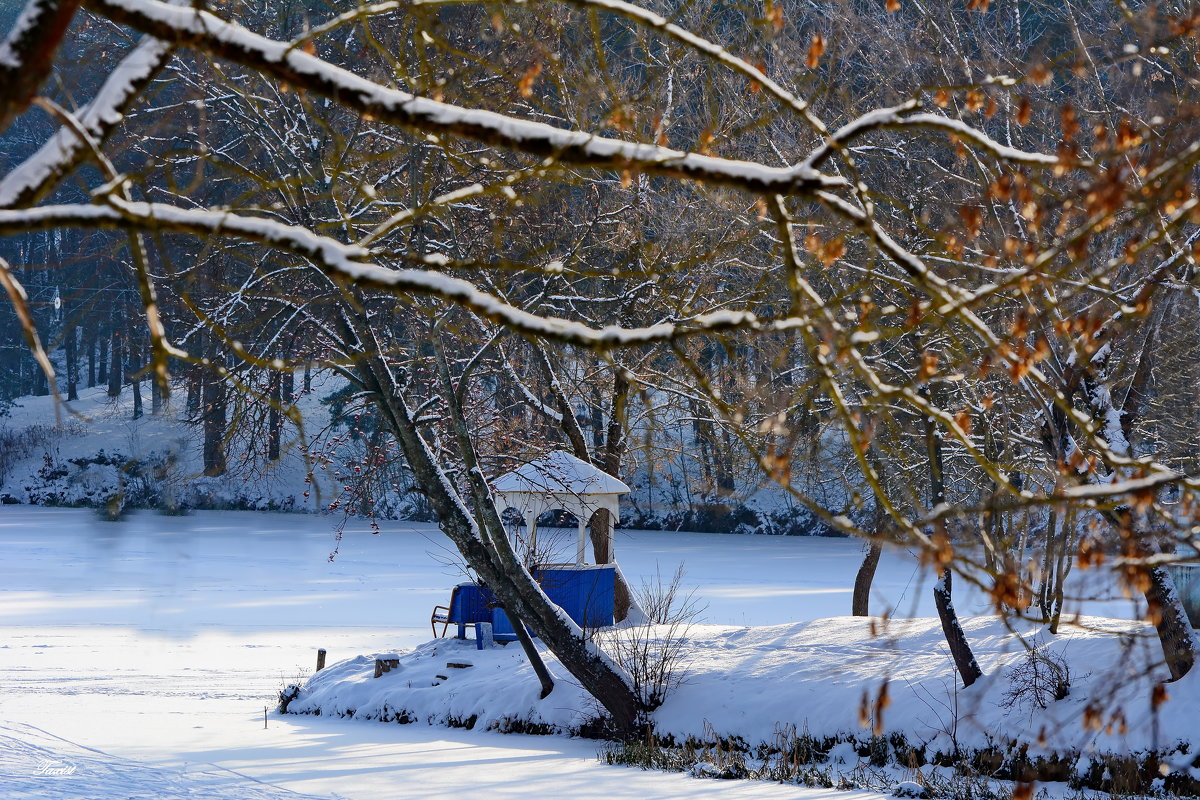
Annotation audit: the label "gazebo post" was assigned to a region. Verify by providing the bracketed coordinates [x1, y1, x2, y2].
[523, 509, 538, 561]
[576, 515, 587, 565]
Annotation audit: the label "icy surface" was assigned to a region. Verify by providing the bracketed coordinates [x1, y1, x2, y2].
[0, 506, 1186, 798]
[0, 506, 907, 799]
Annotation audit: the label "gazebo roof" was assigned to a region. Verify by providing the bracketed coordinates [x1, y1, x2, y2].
[492, 450, 630, 497]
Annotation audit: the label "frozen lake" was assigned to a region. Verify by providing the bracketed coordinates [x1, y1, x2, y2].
[0, 507, 1141, 798]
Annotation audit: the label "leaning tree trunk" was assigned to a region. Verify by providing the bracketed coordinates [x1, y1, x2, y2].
[853, 541, 882, 617]
[349, 330, 642, 735]
[505, 605, 555, 699]
[1115, 510, 1197, 681]
[854, 456, 887, 617]
[934, 568, 982, 686]
[1144, 564, 1197, 680]
[1058, 315, 1198, 678]
[924, 388, 983, 687]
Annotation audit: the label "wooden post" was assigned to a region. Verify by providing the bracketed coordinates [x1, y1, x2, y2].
[316, 648, 326, 672]
[374, 656, 399, 678]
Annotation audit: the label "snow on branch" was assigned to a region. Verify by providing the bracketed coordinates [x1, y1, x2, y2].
[0, 35, 173, 209]
[898, 113, 1062, 165]
[81, 0, 845, 196]
[0, 0, 82, 132]
[802, 107, 1060, 171]
[0, 199, 769, 347]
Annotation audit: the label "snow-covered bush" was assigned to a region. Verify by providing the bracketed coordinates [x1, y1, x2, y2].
[1000, 642, 1074, 716]
[596, 566, 704, 709]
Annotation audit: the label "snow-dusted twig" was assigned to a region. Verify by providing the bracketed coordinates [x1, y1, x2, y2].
[81, 0, 845, 196]
[0, 35, 173, 209]
[0, 0, 82, 133]
[558, 0, 828, 135]
[0, 199, 770, 347]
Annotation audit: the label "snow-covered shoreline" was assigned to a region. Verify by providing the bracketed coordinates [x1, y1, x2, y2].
[285, 615, 1200, 792]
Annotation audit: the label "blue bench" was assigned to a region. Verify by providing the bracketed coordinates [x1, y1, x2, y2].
[431, 582, 495, 639]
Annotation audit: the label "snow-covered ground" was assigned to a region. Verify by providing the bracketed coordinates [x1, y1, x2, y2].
[0, 506, 1185, 799]
[0, 382, 338, 513]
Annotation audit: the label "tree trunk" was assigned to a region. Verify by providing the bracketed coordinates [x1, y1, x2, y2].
[31, 353, 48, 396]
[1048, 513, 1074, 634]
[1061, 328, 1198, 677]
[853, 541, 882, 616]
[353, 331, 641, 734]
[534, 346, 634, 621]
[97, 332, 108, 388]
[64, 323, 78, 401]
[187, 367, 200, 416]
[934, 568, 983, 686]
[86, 325, 96, 388]
[129, 343, 142, 419]
[1145, 564, 1196, 681]
[590, 384, 604, 450]
[1038, 509, 1060, 623]
[597, 367, 633, 619]
[923, 385, 983, 687]
[201, 374, 227, 476]
[1113, 510, 1199, 680]
[151, 372, 161, 414]
[506, 605, 555, 699]
[107, 327, 122, 397]
[268, 371, 282, 461]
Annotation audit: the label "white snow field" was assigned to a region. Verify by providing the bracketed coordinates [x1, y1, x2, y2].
[0, 506, 1192, 799]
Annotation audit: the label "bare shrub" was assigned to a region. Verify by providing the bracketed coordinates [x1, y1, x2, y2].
[597, 565, 705, 709]
[0, 423, 59, 486]
[1001, 641, 1075, 717]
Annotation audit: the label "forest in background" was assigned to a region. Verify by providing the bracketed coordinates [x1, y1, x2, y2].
[4, 0, 1198, 536]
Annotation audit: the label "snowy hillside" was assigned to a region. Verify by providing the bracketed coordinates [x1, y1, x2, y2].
[0, 382, 847, 535]
[0, 380, 340, 513]
[290, 616, 1200, 792]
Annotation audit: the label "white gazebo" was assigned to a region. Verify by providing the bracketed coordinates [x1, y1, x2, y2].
[492, 450, 630, 566]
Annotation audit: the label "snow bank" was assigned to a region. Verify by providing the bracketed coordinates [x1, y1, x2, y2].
[0, 382, 334, 513]
[288, 615, 1199, 771]
[288, 639, 596, 734]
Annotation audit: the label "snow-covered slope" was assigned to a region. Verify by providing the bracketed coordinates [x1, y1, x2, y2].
[0, 380, 337, 512]
[290, 615, 1199, 766]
